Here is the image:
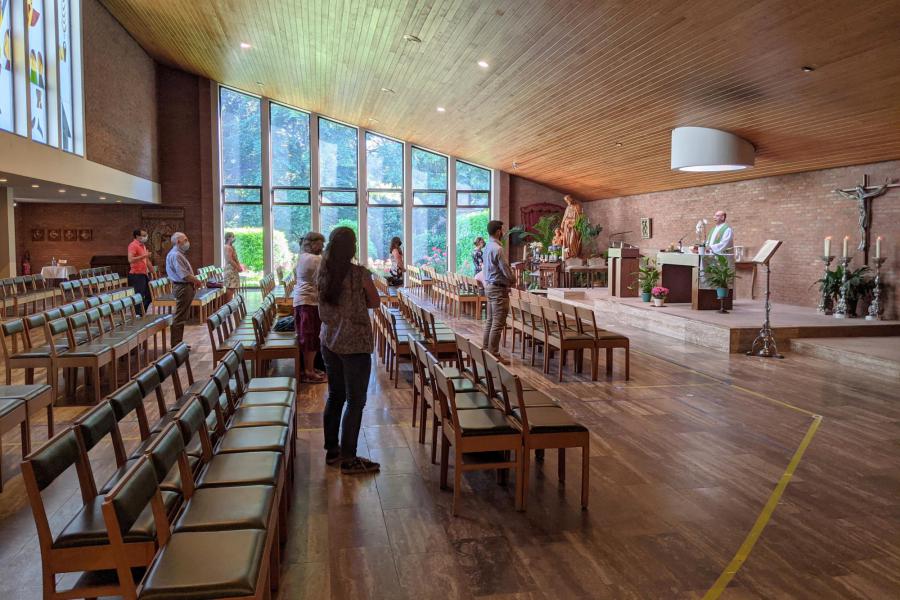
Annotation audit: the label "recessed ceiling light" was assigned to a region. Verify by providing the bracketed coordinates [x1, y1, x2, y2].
[31, 184, 39, 188]
[255, 81, 263, 86]
[403, 34, 421, 43]
[477, 60, 489, 68]
[58, 189, 66, 193]
[368, 117, 379, 124]
[512, 162, 519, 170]
[380, 87, 395, 94]
[116, 200, 122, 203]
[80, 193, 87, 197]
[240, 42, 252, 49]
[801, 66, 815, 72]
[615, 142, 622, 147]
[0, 178, 7, 182]
[99, 196, 106, 200]
[436, 106, 446, 113]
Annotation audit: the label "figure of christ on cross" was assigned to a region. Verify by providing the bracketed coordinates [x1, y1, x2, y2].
[834, 174, 898, 263]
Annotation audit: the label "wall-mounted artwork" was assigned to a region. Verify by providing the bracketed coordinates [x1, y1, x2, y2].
[47, 229, 61, 242]
[142, 207, 185, 264]
[78, 229, 92, 242]
[640, 217, 652, 239]
[63, 228, 78, 242]
[31, 228, 45, 242]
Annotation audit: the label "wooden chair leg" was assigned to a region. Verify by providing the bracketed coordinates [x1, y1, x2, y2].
[591, 347, 599, 381]
[439, 433, 450, 487]
[558, 349, 565, 382]
[558, 448, 566, 482]
[92, 365, 102, 404]
[625, 346, 630, 380]
[581, 444, 589, 509]
[606, 347, 613, 375]
[453, 449, 462, 516]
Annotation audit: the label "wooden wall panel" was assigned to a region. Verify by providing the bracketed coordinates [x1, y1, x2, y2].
[99, 0, 900, 199]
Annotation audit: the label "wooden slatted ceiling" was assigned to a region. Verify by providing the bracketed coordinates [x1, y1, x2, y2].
[99, 0, 900, 199]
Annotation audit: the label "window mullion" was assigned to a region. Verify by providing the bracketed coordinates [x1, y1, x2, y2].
[261, 97, 272, 276]
[309, 111, 320, 232]
[448, 159, 457, 272]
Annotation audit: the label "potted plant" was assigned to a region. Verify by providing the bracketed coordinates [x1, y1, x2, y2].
[651, 286, 669, 307]
[813, 268, 843, 314]
[509, 214, 562, 254]
[573, 214, 603, 257]
[704, 255, 738, 298]
[631, 258, 660, 302]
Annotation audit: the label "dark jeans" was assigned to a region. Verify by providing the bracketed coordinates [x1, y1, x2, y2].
[170, 282, 195, 345]
[127, 273, 151, 314]
[322, 345, 372, 460]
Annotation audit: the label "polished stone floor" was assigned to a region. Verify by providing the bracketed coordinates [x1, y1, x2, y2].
[1, 292, 898, 599]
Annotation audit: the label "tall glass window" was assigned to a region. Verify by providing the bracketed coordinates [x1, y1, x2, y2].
[365, 132, 402, 272]
[27, 0, 47, 143]
[0, 0, 14, 132]
[411, 147, 448, 272]
[220, 87, 264, 283]
[319, 117, 358, 238]
[56, 0, 74, 152]
[270, 102, 311, 273]
[455, 161, 492, 273]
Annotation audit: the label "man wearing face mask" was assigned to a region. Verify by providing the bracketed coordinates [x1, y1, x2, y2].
[166, 232, 201, 346]
[127, 228, 153, 314]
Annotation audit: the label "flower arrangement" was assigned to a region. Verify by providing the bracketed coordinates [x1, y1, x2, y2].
[651, 286, 669, 299]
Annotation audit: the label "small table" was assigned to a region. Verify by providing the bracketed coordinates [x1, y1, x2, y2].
[40, 265, 77, 280]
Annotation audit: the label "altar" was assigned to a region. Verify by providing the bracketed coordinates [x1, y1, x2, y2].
[657, 251, 733, 310]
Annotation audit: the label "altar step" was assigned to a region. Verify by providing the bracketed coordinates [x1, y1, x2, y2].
[791, 337, 900, 380]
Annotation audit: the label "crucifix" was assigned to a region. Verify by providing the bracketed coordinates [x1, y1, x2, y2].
[834, 174, 899, 264]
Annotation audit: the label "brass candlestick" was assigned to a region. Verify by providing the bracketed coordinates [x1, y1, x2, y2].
[866, 257, 886, 321]
[833, 256, 853, 319]
[817, 255, 835, 314]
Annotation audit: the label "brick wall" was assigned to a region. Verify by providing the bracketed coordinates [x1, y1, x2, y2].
[157, 67, 215, 268]
[15, 203, 143, 272]
[582, 160, 900, 318]
[82, 0, 158, 181]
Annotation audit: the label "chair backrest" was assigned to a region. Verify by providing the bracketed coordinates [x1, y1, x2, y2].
[108, 381, 151, 439]
[467, 340, 491, 393]
[86, 296, 102, 308]
[430, 364, 460, 431]
[497, 363, 529, 428]
[73, 402, 127, 492]
[45, 318, 71, 353]
[175, 398, 213, 460]
[144, 422, 192, 496]
[481, 349, 507, 406]
[60, 303, 77, 317]
[171, 342, 194, 384]
[154, 352, 183, 398]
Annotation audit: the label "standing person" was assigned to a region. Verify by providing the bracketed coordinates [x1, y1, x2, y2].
[387, 236, 404, 287]
[705, 210, 734, 255]
[127, 229, 152, 314]
[165, 232, 200, 346]
[293, 232, 327, 384]
[223, 231, 243, 302]
[472, 237, 486, 275]
[482, 220, 513, 364]
[317, 226, 382, 474]
[20, 251, 32, 276]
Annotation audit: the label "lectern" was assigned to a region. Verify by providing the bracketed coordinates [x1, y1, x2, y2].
[607, 247, 640, 297]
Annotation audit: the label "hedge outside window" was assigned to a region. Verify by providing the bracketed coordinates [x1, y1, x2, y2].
[271, 102, 311, 272]
[411, 148, 448, 272]
[455, 161, 491, 273]
[224, 204, 264, 283]
[366, 132, 403, 270]
[273, 190, 311, 275]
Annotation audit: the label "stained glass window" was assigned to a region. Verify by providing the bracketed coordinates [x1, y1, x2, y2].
[27, 0, 47, 143]
[0, 0, 14, 132]
[57, 0, 74, 152]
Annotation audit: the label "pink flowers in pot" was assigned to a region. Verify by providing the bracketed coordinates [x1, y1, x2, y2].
[651, 286, 669, 299]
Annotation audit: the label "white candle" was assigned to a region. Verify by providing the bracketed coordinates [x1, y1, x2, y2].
[842, 236, 849, 258]
[875, 236, 882, 259]
[824, 237, 831, 258]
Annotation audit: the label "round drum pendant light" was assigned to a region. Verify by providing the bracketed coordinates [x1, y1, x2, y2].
[671, 126, 755, 172]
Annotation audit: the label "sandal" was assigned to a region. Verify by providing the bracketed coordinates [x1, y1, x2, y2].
[302, 372, 327, 384]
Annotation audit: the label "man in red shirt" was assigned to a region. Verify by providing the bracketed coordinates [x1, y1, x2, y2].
[127, 229, 152, 314]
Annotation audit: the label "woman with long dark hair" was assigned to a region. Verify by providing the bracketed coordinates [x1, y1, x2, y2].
[387, 236, 404, 286]
[317, 227, 382, 474]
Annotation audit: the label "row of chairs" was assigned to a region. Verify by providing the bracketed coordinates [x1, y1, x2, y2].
[206, 293, 302, 382]
[507, 289, 630, 381]
[431, 271, 486, 318]
[404, 264, 433, 296]
[403, 320, 590, 515]
[0, 383, 54, 491]
[374, 289, 458, 387]
[21, 344, 298, 599]
[0, 274, 63, 317]
[373, 272, 400, 306]
[78, 266, 112, 278]
[1, 292, 171, 404]
[60, 273, 129, 302]
[149, 275, 226, 324]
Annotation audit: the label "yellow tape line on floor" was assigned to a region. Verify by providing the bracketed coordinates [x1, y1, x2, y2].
[629, 349, 823, 597]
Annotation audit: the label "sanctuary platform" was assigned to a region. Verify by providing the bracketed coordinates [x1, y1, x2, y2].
[547, 287, 900, 354]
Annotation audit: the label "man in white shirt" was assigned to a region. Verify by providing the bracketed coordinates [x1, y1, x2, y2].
[706, 210, 734, 255]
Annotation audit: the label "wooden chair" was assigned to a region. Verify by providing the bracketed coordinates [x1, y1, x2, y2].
[21, 429, 161, 599]
[498, 364, 589, 510]
[0, 396, 28, 492]
[538, 304, 596, 382]
[574, 306, 630, 380]
[431, 365, 524, 515]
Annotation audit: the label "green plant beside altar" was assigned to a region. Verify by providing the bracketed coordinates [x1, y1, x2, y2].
[573, 214, 603, 256]
[704, 255, 738, 298]
[814, 264, 874, 317]
[631, 258, 660, 302]
[509, 214, 561, 254]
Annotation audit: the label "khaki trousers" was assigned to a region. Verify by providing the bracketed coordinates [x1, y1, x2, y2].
[171, 282, 195, 345]
[482, 284, 510, 355]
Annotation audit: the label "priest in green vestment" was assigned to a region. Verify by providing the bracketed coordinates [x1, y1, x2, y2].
[706, 210, 733, 255]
